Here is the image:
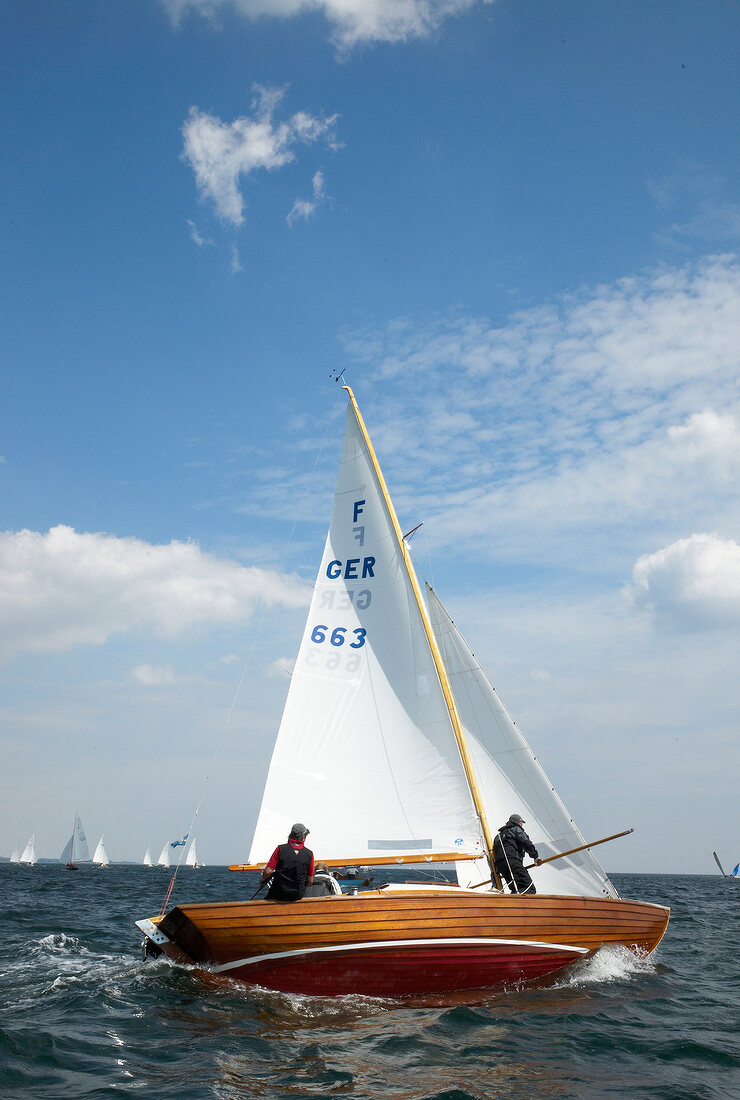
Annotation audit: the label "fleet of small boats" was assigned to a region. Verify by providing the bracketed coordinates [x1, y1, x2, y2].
[136, 387, 670, 998]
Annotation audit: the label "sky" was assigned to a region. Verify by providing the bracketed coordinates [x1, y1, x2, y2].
[2, 0, 739, 876]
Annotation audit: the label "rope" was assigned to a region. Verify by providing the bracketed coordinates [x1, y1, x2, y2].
[158, 403, 337, 916]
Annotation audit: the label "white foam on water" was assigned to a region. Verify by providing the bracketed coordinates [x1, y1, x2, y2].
[555, 943, 656, 988]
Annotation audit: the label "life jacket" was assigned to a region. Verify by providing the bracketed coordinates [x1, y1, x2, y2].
[267, 843, 313, 901]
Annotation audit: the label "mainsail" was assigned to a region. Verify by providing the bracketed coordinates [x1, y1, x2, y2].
[60, 813, 90, 865]
[20, 835, 36, 864]
[186, 839, 200, 867]
[10, 847, 20, 863]
[249, 399, 484, 866]
[143, 848, 153, 867]
[93, 836, 109, 866]
[426, 585, 616, 898]
[158, 844, 170, 868]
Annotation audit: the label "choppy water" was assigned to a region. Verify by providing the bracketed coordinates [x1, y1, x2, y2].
[0, 865, 738, 1099]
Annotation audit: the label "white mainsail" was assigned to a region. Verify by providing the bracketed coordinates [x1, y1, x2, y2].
[186, 839, 200, 867]
[158, 844, 170, 868]
[59, 812, 90, 864]
[10, 847, 20, 863]
[249, 399, 484, 866]
[143, 848, 153, 867]
[20, 835, 37, 864]
[426, 584, 617, 899]
[93, 836, 109, 866]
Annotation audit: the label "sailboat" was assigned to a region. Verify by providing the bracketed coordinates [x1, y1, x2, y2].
[20, 835, 37, 865]
[9, 847, 20, 864]
[60, 812, 90, 870]
[158, 844, 171, 869]
[713, 852, 739, 880]
[143, 848, 154, 868]
[137, 386, 669, 998]
[93, 836, 109, 867]
[185, 838, 202, 868]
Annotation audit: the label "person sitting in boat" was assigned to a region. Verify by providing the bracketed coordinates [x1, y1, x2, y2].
[304, 861, 342, 897]
[493, 814, 541, 895]
[259, 823, 315, 901]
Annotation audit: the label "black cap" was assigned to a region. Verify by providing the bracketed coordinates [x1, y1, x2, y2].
[290, 823, 309, 837]
[509, 814, 525, 825]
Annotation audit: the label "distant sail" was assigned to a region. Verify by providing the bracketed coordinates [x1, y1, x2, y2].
[10, 847, 20, 863]
[713, 851, 728, 877]
[158, 844, 170, 868]
[93, 836, 109, 866]
[733, 864, 739, 878]
[143, 848, 153, 868]
[20, 835, 37, 865]
[186, 838, 200, 867]
[426, 584, 616, 898]
[60, 813, 90, 865]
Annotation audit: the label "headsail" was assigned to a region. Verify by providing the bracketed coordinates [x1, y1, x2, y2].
[426, 584, 617, 899]
[249, 397, 484, 866]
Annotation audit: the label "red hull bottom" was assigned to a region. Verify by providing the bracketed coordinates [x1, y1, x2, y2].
[213, 941, 587, 998]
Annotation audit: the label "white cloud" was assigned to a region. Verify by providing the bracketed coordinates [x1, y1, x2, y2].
[287, 169, 327, 225]
[133, 664, 187, 686]
[186, 218, 212, 247]
[163, 0, 493, 53]
[627, 533, 740, 629]
[182, 87, 338, 225]
[0, 525, 309, 661]
[265, 655, 295, 678]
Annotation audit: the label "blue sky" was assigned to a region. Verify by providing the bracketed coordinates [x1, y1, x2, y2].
[2, 0, 739, 873]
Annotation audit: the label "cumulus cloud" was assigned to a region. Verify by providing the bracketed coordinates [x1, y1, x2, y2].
[627, 534, 740, 629]
[265, 655, 295, 678]
[163, 0, 493, 53]
[287, 169, 327, 225]
[133, 664, 192, 686]
[182, 86, 338, 225]
[0, 525, 308, 661]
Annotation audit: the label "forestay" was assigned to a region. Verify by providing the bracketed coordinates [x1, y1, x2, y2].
[249, 401, 484, 865]
[426, 584, 617, 899]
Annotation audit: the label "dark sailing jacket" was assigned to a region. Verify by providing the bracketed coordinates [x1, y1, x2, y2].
[493, 823, 538, 866]
[267, 843, 314, 901]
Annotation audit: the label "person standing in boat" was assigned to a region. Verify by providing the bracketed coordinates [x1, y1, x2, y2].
[493, 814, 541, 895]
[259, 823, 315, 901]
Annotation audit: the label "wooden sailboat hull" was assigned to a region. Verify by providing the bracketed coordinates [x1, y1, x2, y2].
[139, 888, 669, 998]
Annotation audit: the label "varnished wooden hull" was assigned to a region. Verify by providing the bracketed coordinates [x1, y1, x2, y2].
[138, 888, 669, 998]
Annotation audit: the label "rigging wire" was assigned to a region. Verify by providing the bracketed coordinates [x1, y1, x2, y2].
[159, 403, 339, 914]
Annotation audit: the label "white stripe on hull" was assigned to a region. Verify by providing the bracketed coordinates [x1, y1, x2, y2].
[210, 937, 589, 974]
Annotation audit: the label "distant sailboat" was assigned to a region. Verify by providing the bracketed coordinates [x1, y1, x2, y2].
[20, 835, 37, 865]
[93, 836, 109, 867]
[158, 844, 170, 868]
[60, 812, 90, 870]
[143, 848, 154, 868]
[10, 847, 20, 863]
[713, 852, 739, 881]
[185, 838, 203, 868]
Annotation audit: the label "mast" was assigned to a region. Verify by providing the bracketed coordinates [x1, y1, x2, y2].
[343, 386, 501, 886]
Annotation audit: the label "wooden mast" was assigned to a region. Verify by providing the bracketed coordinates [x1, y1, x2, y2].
[343, 385, 501, 888]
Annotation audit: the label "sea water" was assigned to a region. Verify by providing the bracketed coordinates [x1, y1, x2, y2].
[0, 866, 738, 1099]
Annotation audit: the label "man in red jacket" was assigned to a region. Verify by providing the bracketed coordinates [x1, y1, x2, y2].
[259, 823, 315, 901]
